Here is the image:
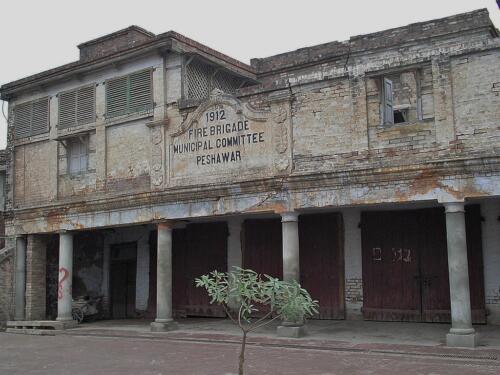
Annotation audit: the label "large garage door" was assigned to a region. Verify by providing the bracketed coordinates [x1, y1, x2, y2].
[183, 222, 228, 317]
[361, 206, 486, 323]
[299, 213, 345, 319]
[242, 219, 283, 279]
[242, 218, 282, 317]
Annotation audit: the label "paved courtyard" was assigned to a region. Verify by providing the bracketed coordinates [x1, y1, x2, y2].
[1, 327, 500, 375]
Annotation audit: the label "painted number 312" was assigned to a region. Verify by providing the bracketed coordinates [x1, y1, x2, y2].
[206, 109, 226, 122]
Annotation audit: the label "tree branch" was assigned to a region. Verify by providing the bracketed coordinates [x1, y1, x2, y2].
[248, 314, 281, 333]
[222, 303, 239, 326]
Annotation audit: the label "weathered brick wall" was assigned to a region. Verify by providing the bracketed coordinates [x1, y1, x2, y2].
[292, 80, 353, 157]
[79, 27, 154, 62]
[105, 119, 151, 193]
[25, 235, 47, 320]
[14, 141, 56, 207]
[451, 51, 500, 147]
[345, 278, 363, 304]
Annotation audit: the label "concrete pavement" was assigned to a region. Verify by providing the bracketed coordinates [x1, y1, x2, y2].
[1, 331, 500, 375]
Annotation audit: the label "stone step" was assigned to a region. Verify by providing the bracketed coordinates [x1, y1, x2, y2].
[7, 320, 77, 331]
[6, 328, 59, 336]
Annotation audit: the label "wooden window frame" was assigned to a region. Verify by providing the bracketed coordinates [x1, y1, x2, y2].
[66, 136, 89, 176]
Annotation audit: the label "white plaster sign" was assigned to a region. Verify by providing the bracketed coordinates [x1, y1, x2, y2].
[169, 92, 283, 182]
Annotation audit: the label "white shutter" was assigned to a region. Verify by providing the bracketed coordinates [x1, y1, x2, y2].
[383, 78, 394, 125]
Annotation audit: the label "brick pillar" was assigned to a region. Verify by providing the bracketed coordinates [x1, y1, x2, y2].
[25, 234, 47, 321]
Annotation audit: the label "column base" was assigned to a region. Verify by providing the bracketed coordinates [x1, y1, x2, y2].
[55, 318, 78, 329]
[446, 330, 479, 348]
[277, 324, 307, 338]
[151, 320, 178, 332]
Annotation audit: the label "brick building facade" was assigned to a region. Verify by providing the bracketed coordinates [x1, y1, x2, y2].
[0, 9, 499, 347]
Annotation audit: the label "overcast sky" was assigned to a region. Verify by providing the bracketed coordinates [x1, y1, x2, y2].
[1, 0, 499, 149]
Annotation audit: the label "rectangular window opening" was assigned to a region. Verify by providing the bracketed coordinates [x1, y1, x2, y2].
[67, 137, 89, 175]
[394, 108, 408, 124]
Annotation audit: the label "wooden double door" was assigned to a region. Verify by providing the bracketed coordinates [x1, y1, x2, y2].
[242, 214, 345, 319]
[361, 206, 486, 323]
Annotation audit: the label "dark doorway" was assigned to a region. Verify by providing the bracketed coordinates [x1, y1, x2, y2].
[299, 213, 345, 319]
[110, 242, 137, 319]
[361, 206, 486, 323]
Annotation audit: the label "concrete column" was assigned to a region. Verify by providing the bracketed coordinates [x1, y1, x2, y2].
[14, 236, 26, 321]
[227, 217, 243, 273]
[57, 231, 75, 324]
[151, 222, 178, 332]
[281, 212, 300, 282]
[227, 217, 243, 310]
[444, 202, 478, 347]
[278, 211, 306, 338]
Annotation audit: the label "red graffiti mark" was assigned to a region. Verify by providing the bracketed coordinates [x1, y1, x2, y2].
[58, 267, 69, 300]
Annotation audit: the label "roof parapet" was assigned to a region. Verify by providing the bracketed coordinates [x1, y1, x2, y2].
[78, 25, 156, 62]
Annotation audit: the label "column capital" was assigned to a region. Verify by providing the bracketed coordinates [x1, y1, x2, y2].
[443, 202, 465, 213]
[281, 211, 299, 223]
[156, 220, 175, 230]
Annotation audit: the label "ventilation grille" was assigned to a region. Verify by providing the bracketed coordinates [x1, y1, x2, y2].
[14, 97, 49, 139]
[106, 69, 153, 118]
[185, 59, 242, 100]
[58, 85, 96, 128]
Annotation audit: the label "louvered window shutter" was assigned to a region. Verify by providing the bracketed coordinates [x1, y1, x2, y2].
[59, 90, 77, 128]
[106, 76, 128, 118]
[106, 69, 153, 118]
[76, 86, 96, 125]
[14, 98, 49, 138]
[14, 102, 32, 139]
[129, 69, 153, 113]
[383, 78, 394, 125]
[59, 85, 96, 128]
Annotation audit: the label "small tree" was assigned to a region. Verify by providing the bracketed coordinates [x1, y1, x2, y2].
[195, 268, 318, 375]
